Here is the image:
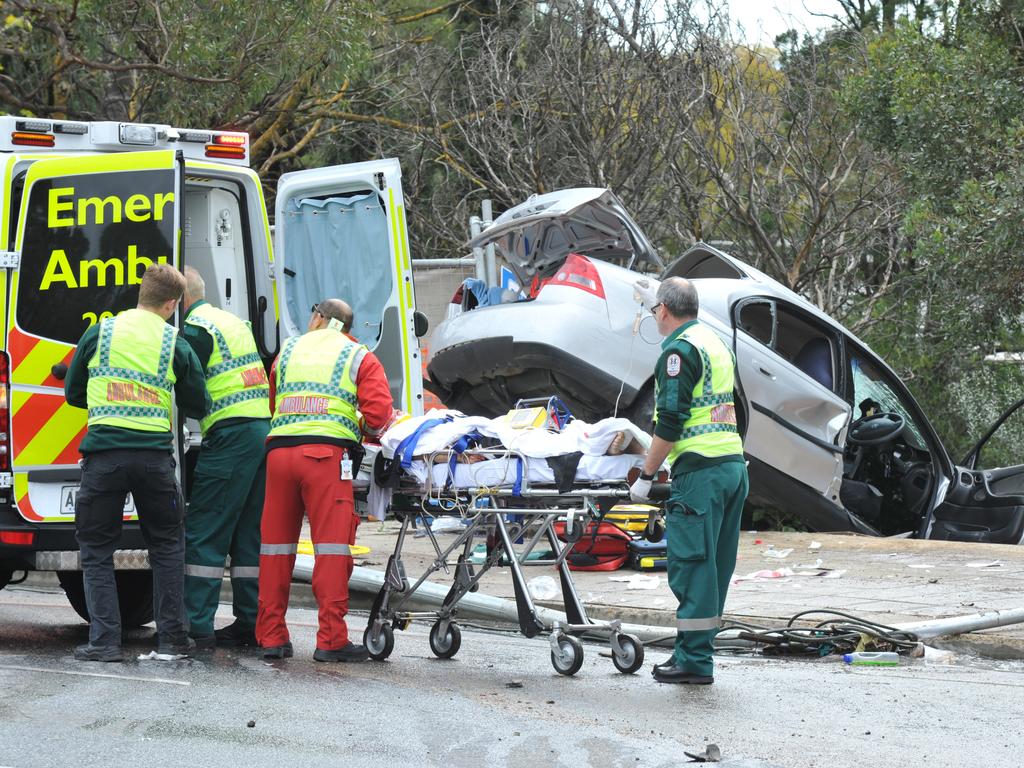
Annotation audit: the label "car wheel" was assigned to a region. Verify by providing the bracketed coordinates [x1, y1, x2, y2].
[57, 570, 155, 627]
[627, 382, 655, 433]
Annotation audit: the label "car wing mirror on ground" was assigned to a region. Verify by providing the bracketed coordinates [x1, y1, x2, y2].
[413, 311, 429, 338]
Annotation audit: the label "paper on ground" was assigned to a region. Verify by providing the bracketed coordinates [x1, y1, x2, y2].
[608, 573, 661, 589]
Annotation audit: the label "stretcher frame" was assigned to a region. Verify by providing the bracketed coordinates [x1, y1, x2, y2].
[362, 447, 650, 676]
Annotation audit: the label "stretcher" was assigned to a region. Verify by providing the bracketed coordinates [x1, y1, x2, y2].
[356, 438, 668, 676]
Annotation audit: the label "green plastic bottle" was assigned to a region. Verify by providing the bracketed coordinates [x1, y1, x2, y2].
[842, 652, 899, 666]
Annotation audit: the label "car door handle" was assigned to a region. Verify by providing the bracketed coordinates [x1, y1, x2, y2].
[752, 360, 775, 379]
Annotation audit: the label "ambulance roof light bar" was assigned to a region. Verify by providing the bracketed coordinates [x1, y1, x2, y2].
[1, 116, 250, 165]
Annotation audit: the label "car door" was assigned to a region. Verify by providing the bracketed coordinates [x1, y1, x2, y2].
[5, 150, 183, 522]
[732, 296, 850, 506]
[926, 398, 1024, 544]
[274, 159, 423, 416]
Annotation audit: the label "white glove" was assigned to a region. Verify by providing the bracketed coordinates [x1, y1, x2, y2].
[629, 477, 653, 503]
[633, 279, 659, 311]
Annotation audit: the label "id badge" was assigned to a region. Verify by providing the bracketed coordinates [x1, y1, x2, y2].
[340, 458, 354, 481]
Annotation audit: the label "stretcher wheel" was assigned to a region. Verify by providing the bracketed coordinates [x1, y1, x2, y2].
[550, 635, 584, 676]
[611, 633, 645, 674]
[364, 623, 395, 661]
[428, 621, 462, 659]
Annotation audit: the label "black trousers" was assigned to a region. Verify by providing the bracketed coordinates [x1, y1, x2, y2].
[74, 449, 185, 648]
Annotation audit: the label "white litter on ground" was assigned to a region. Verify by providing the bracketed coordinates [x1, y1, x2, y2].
[762, 548, 794, 559]
[808, 541, 822, 550]
[137, 651, 188, 662]
[608, 573, 661, 589]
[966, 561, 1003, 568]
[907, 564, 935, 569]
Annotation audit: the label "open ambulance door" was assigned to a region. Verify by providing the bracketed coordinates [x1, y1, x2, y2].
[274, 159, 424, 416]
[5, 150, 183, 522]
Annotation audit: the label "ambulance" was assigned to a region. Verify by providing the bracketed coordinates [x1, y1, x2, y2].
[0, 116, 426, 623]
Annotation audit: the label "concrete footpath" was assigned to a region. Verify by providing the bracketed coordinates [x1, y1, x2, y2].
[345, 523, 1024, 658]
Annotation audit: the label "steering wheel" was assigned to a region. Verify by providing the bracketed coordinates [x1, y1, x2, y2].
[847, 412, 905, 446]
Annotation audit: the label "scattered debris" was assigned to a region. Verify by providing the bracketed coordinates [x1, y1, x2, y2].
[762, 547, 793, 560]
[528, 575, 558, 600]
[907, 564, 935, 569]
[247, 720, 256, 728]
[966, 560, 1002, 568]
[795, 558, 823, 569]
[505, 680, 524, 689]
[808, 541, 822, 550]
[685, 744, 722, 763]
[137, 650, 187, 662]
[732, 568, 794, 583]
[608, 573, 661, 590]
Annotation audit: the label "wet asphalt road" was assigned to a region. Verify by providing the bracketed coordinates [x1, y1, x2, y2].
[1, 583, 1022, 768]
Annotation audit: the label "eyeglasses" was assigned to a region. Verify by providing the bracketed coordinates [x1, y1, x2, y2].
[311, 303, 322, 316]
[650, 303, 662, 316]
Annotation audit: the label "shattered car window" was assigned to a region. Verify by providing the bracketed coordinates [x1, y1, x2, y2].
[850, 354, 926, 449]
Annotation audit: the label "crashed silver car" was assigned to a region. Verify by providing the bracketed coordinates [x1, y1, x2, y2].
[426, 188, 1024, 544]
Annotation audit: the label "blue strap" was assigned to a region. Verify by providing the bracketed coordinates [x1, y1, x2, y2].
[513, 457, 523, 496]
[394, 417, 452, 469]
[443, 431, 482, 488]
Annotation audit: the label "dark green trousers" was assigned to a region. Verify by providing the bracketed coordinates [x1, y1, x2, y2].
[184, 419, 270, 637]
[666, 459, 748, 676]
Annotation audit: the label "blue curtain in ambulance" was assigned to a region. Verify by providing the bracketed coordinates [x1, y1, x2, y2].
[282, 192, 393, 347]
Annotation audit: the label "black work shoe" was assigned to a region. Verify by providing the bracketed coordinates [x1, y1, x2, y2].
[74, 643, 124, 662]
[215, 621, 257, 648]
[652, 662, 714, 685]
[651, 656, 676, 675]
[190, 634, 217, 652]
[262, 642, 294, 660]
[313, 643, 369, 663]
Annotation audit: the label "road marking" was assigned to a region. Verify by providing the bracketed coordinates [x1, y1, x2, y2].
[0, 663, 190, 686]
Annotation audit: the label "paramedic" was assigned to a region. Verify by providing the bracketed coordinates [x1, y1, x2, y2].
[256, 299, 393, 662]
[628, 277, 748, 685]
[181, 267, 271, 650]
[64, 264, 210, 662]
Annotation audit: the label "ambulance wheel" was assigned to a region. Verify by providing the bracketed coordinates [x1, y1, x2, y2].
[57, 570, 154, 627]
[551, 634, 584, 676]
[363, 622, 395, 661]
[428, 621, 462, 659]
[611, 633, 645, 674]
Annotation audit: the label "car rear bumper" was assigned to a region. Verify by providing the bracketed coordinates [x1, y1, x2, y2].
[427, 336, 641, 421]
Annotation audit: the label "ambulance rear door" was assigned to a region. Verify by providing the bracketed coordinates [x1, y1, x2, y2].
[274, 159, 423, 416]
[5, 150, 183, 522]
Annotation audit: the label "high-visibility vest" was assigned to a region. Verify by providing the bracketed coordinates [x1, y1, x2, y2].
[86, 308, 177, 433]
[184, 303, 270, 433]
[268, 328, 365, 441]
[659, 322, 744, 467]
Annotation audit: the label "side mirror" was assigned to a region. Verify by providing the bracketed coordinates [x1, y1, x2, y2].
[413, 311, 429, 338]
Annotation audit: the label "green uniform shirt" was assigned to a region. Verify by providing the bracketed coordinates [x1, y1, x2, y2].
[65, 321, 211, 453]
[654, 320, 744, 474]
[181, 300, 267, 433]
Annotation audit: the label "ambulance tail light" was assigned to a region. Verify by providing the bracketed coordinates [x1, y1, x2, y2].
[546, 253, 606, 299]
[206, 133, 247, 160]
[0, 530, 35, 546]
[11, 131, 55, 148]
[0, 351, 9, 474]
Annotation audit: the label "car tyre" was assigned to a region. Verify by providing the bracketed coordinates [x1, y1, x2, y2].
[627, 382, 655, 434]
[57, 570, 154, 627]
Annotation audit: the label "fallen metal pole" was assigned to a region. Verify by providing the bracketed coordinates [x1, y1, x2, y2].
[294, 560, 1024, 647]
[893, 607, 1024, 639]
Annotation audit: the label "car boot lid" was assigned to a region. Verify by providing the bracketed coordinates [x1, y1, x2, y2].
[466, 187, 663, 282]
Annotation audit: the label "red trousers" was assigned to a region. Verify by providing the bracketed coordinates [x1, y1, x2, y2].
[256, 444, 359, 651]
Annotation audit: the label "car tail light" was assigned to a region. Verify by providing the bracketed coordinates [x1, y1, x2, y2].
[0, 351, 9, 473]
[548, 253, 605, 299]
[0, 530, 35, 546]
